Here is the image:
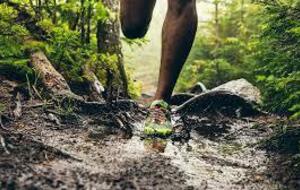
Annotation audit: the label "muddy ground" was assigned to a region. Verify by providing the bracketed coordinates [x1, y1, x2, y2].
[0, 78, 299, 190]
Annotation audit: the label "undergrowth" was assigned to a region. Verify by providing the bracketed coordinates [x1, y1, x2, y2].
[264, 120, 300, 188]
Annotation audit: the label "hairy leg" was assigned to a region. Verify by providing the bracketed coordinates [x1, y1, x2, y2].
[120, 0, 156, 39]
[154, 0, 198, 102]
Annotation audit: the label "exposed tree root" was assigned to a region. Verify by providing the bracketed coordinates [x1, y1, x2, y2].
[29, 51, 83, 100]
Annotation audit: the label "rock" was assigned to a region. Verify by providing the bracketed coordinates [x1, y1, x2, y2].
[173, 90, 261, 117]
[212, 79, 262, 104]
[172, 79, 263, 117]
[171, 79, 261, 107]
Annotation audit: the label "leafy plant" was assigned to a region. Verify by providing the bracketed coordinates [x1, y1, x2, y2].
[177, 0, 262, 91]
[178, 0, 300, 119]
[253, 0, 300, 118]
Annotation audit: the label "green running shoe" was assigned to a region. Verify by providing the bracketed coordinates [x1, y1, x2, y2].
[144, 100, 173, 137]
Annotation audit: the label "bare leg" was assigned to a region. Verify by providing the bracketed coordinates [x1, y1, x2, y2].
[120, 0, 156, 39]
[154, 0, 198, 102]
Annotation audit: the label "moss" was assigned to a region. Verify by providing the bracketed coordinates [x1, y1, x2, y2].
[0, 59, 33, 82]
[0, 103, 5, 113]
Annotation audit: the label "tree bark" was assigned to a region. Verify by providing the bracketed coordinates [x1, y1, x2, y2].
[29, 51, 82, 100]
[214, 1, 222, 86]
[97, 0, 129, 98]
[86, 0, 92, 44]
[52, 0, 58, 24]
[80, 0, 86, 44]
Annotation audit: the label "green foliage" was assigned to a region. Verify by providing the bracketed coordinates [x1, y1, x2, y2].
[0, 4, 32, 81]
[178, 0, 299, 118]
[46, 27, 85, 82]
[0, 4, 28, 58]
[177, 0, 262, 91]
[0, 0, 137, 97]
[253, 0, 300, 118]
[0, 59, 33, 81]
[126, 66, 142, 98]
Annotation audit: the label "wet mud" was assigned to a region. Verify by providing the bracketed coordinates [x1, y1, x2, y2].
[0, 78, 295, 190]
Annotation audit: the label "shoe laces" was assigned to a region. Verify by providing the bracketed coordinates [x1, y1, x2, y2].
[148, 106, 169, 124]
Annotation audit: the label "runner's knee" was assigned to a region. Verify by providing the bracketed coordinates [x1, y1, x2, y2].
[120, 0, 156, 39]
[121, 18, 149, 39]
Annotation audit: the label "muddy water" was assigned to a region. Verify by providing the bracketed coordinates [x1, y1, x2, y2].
[130, 117, 281, 189]
[123, 133, 279, 189]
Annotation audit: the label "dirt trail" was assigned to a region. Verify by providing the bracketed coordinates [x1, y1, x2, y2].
[0, 78, 291, 190]
[1, 113, 281, 189]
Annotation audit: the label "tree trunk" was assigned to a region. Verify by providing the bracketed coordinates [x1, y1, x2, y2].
[214, 1, 222, 86]
[80, 0, 86, 43]
[52, 0, 57, 24]
[86, 0, 92, 44]
[240, 0, 245, 24]
[97, 0, 129, 98]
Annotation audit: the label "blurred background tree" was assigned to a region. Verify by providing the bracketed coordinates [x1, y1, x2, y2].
[253, 0, 300, 118]
[177, 0, 263, 90]
[176, 0, 300, 119]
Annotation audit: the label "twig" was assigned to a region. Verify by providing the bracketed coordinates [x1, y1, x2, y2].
[48, 113, 61, 126]
[0, 135, 10, 154]
[32, 85, 43, 100]
[13, 92, 22, 119]
[124, 112, 135, 122]
[23, 102, 54, 108]
[203, 103, 213, 113]
[26, 74, 33, 100]
[115, 117, 125, 128]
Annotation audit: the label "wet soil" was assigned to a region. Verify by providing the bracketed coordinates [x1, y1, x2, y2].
[0, 78, 297, 190]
